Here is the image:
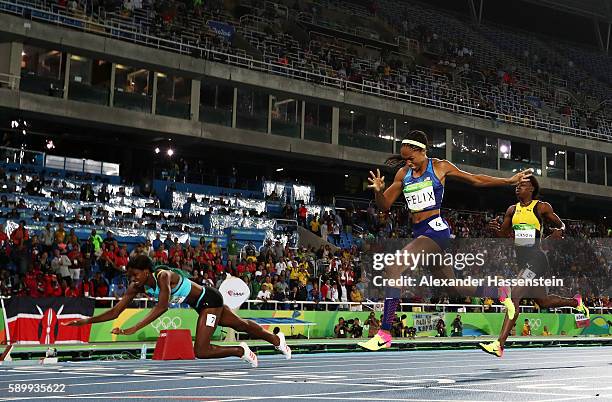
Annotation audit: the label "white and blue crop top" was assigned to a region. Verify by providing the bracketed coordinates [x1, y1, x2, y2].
[144, 269, 195, 304]
[402, 158, 445, 213]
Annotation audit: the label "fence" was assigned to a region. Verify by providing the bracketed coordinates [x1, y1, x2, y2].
[42, 296, 605, 315]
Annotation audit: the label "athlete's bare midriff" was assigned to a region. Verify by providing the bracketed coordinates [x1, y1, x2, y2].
[411, 209, 441, 224]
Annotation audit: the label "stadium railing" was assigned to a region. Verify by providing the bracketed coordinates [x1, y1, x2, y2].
[1, 0, 611, 143]
[0, 72, 19, 90]
[76, 297, 602, 314]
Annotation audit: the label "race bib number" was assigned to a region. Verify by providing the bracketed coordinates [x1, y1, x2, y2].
[403, 181, 436, 212]
[513, 224, 536, 246]
[428, 217, 448, 232]
[519, 268, 536, 280]
[206, 314, 217, 327]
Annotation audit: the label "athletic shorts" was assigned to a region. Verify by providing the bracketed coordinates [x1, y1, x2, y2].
[190, 286, 224, 314]
[516, 247, 549, 277]
[412, 215, 451, 251]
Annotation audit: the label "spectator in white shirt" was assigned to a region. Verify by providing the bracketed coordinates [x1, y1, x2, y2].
[51, 249, 72, 281]
[275, 257, 287, 276]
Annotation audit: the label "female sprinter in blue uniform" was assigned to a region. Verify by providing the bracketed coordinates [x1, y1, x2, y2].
[65, 255, 291, 367]
[358, 130, 533, 350]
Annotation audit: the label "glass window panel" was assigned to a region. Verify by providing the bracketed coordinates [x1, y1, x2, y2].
[200, 82, 233, 126]
[236, 88, 268, 132]
[451, 130, 497, 169]
[45, 155, 65, 170]
[113, 64, 153, 113]
[68, 56, 111, 105]
[20, 45, 65, 97]
[499, 140, 542, 176]
[64, 158, 84, 172]
[567, 151, 585, 182]
[587, 152, 605, 185]
[102, 162, 120, 176]
[271, 96, 301, 138]
[156, 73, 191, 119]
[339, 108, 393, 153]
[83, 159, 102, 174]
[546, 147, 565, 180]
[304, 102, 332, 143]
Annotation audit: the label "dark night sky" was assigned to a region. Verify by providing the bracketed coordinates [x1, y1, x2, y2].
[410, 0, 601, 48]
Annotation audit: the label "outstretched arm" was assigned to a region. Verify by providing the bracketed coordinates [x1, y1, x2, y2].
[368, 168, 405, 212]
[113, 271, 171, 335]
[63, 284, 139, 326]
[437, 160, 533, 187]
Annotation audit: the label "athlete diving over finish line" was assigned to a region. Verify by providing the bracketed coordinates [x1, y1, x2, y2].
[63, 255, 292, 367]
[358, 129, 534, 351]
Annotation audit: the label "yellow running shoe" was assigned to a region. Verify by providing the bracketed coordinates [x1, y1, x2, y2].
[501, 298, 516, 320]
[357, 330, 392, 351]
[478, 340, 503, 358]
[574, 294, 590, 319]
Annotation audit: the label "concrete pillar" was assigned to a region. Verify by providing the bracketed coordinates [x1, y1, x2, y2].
[0, 42, 23, 89]
[267, 94, 272, 134]
[190, 79, 201, 121]
[584, 152, 589, 183]
[152, 72, 158, 114]
[445, 128, 452, 161]
[232, 87, 237, 128]
[541, 146, 547, 178]
[392, 119, 397, 154]
[63, 53, 71, 100]
[109, 63, 116, 107]
[300, 100, 305, 140]
[331, 106, 339, 145]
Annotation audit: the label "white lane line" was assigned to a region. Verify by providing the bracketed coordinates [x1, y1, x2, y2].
[1, 353, 605, 390]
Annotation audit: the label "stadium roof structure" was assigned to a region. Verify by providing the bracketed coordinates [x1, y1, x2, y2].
[522, 0, 612, 22]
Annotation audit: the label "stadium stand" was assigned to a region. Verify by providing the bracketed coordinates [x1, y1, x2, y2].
[1, 0, 611, 141]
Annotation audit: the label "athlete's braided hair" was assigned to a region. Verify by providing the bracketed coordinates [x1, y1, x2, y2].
[127, 254, 191, 278]
[384, 130, 429, 170]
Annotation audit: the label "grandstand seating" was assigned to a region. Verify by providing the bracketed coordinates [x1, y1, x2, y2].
[1, 0, 611, 141]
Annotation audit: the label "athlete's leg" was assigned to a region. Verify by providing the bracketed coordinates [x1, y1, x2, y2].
[498, 298, 521, 347]
[359, 236, 442, 351]
[218, 305, 279, 346]
[193, 306, 243, 359]
[479, 297, 520, 358]
[219, 305, 291, 359]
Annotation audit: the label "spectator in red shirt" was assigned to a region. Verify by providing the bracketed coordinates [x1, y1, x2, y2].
[10, 220, 29, 247]
[91, 272, 109, 297]
[298, 204, 307, 227]
[114, 247, 129, 272]
[65, 283, 80, 297]
[215, 257, 225, 273]
[153, 246, 169, 264]
[0, 223, 9, 248]
[45, 275, 63, 297]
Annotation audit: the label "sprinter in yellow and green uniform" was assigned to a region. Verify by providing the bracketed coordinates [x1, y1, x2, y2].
[479, 176, 589, 358]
